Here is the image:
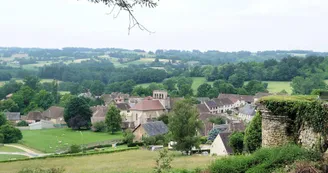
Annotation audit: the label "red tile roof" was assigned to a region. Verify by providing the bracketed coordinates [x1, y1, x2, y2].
[130, 100, 165, 111]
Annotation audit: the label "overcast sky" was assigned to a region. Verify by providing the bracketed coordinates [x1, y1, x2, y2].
[0, 0, 328, 52]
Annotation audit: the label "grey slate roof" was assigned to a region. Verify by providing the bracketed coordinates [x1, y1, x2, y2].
[218, 132, 233, 154]
[116, 103, 131, 110]
[213, 98, 234, 107]
[137, 121, 168, 136]
[239, 104, 256, 116]
[5, 112, 21, 121]
[205, 100, 217, 108]
[197, 104, 210, 114]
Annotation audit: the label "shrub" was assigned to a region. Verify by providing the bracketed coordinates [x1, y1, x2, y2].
[200, 136, 207, 144]
[69, 144, 81, 153]
[123, 129, 134, 145]
[92, 121, 107, 132]
[127, 142, 143, 147]
[143, 135, 166, 146]
[209, 145, 321, 173]
[17, 120, 29, 127]
[18, 168, 65, 173]
[228, 132, 244, 154]
[0, 124, 22, 143]
[0, 112, 7, 126]
[244, 111, 262, 153]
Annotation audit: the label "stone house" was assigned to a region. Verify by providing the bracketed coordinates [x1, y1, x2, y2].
[204, 98, 234, 114]
[42, 106, 66, 126]
[25, 111, 43, 123]
[91, 105, 108, 124]
[102, 92, 130, 105]
[133, 121, 168, 142]
[204, 100, 218, 114]
[29, 120, 55, 130]
[130, 97, 166, 127]
[5, 112, 21, 123]
[210, 132, 233, 156]
[238, 104, 256, 122]
[218, 94, 254, 107]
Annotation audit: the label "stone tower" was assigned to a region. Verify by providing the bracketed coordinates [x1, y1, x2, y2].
[153, 90, 169, 110]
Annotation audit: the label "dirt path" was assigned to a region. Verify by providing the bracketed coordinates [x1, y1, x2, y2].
[3, 144, 50, 157]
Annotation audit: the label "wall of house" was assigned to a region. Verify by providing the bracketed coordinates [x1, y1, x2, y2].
[237, 113, 253, 122]
[133, 126, 147, 142]
[210, 135, 229, 156]
[131, 110, 165, 127]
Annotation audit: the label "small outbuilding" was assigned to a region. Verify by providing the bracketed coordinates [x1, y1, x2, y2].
[29, 120, 55, 130]
[133, 121, 168, 142]
[210, 132, 233, 156]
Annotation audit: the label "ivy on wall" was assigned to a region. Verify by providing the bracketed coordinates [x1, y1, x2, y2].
[259, 95, 328, 139]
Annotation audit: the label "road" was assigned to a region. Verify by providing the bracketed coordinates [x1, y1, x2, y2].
[1, 144, 50, 158]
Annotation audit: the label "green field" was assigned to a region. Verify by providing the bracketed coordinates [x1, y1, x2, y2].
[136, 77, 328, 95]
[0, 155, 28, 162]
[20, 128, 123, 153]
[0, 146, 24, 152]
[0, 150, 215, 173]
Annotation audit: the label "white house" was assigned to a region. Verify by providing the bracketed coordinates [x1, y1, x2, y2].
[210, 132, 233, 156]
[238, 104, 256, 122]
[29, 120, 55, 130]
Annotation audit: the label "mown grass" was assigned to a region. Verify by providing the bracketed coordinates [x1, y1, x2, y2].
[0, 155, 28, 162]
[20, 128, 123, 153]
[0, 146, 24, 152]
[0, 150, 215, 173]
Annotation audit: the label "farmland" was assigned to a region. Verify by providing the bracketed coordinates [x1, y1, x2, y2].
[20, 128, 123, 153]
[0, 149, 215, 173]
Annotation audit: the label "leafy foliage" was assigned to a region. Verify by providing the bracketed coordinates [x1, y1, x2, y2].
[0, 124, 23, 143]
[153, 148, 173, 173]
[69, 144, 81, 154]
[0, 112, 7, 126]
[228, 132, 244, 154]
[209, 145, 321, 173]
[105, 105, 122, 134]
[168, 100, 202, 152]
[18, 168, 65, 173]
[244, 112, 262, 153]
[92, 121, 107, 132]
[123, 129, 134, 145]
[16, 120, 28, 127]
[291, 75, 327, 95]
[64, 97, 92, 130]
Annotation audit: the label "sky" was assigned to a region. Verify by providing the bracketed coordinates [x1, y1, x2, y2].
[0, 0, 328, 52]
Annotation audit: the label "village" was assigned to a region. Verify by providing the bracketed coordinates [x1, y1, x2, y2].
[3, 89, 271, 156]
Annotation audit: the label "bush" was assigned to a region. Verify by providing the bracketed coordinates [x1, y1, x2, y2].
[228, 132, 244, 154]
[69, 144, 81, 154]
[143, 134, 166, 146]
[209, 145, 321, 173]
[123, 129, 134, 145]
[18, 168, 65, 173]
[244, 111, 262, 153]
[0, 124, 22, 143]
[92, 121, 107, 132]
[200, 136, 207, 144]
[127, 142, 143, 147]
[16, 120, 29, 127]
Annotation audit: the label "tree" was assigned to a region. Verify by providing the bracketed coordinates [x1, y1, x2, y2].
[207, 87, 219, 99]
[0, 99, 19, 112]
[153, 148, 173, 173]
[228, 132, 244, 154]
[291, 75, 327, 95]
[33, 90, 54, 110]
[88, 0, 158, 33]
[228, 74, 244, 88]
[0, 112, 7, 126]
[157, 114, 169, 125]
[64, 97, 92, 130]
[244, 112, 262, 153]
[90, 80, 105, 96]
[163, 78, 177, 91]
[209, 117, 225, 125]
[197, 83, 212, 97]
[105, 105, 122, 134]
[123, 129, 135, 145]
[23, 76, 40, 90]
[168, 100, 202, 153]
[0, 124, 23, 143]
[243, 80, 266, 95]
[51, 80, 59, 104]
[59, 93, 74, 107]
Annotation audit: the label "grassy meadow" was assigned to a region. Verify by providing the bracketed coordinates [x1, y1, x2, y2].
[0, 150, 215, 173]
[0, 146, 24, 153]
[20, 128, 123, 153]
[0, 155, 28, 162]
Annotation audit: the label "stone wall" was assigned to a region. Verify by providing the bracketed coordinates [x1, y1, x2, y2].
[260, 104, 327, 151]
[262, 113, 291, 147]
